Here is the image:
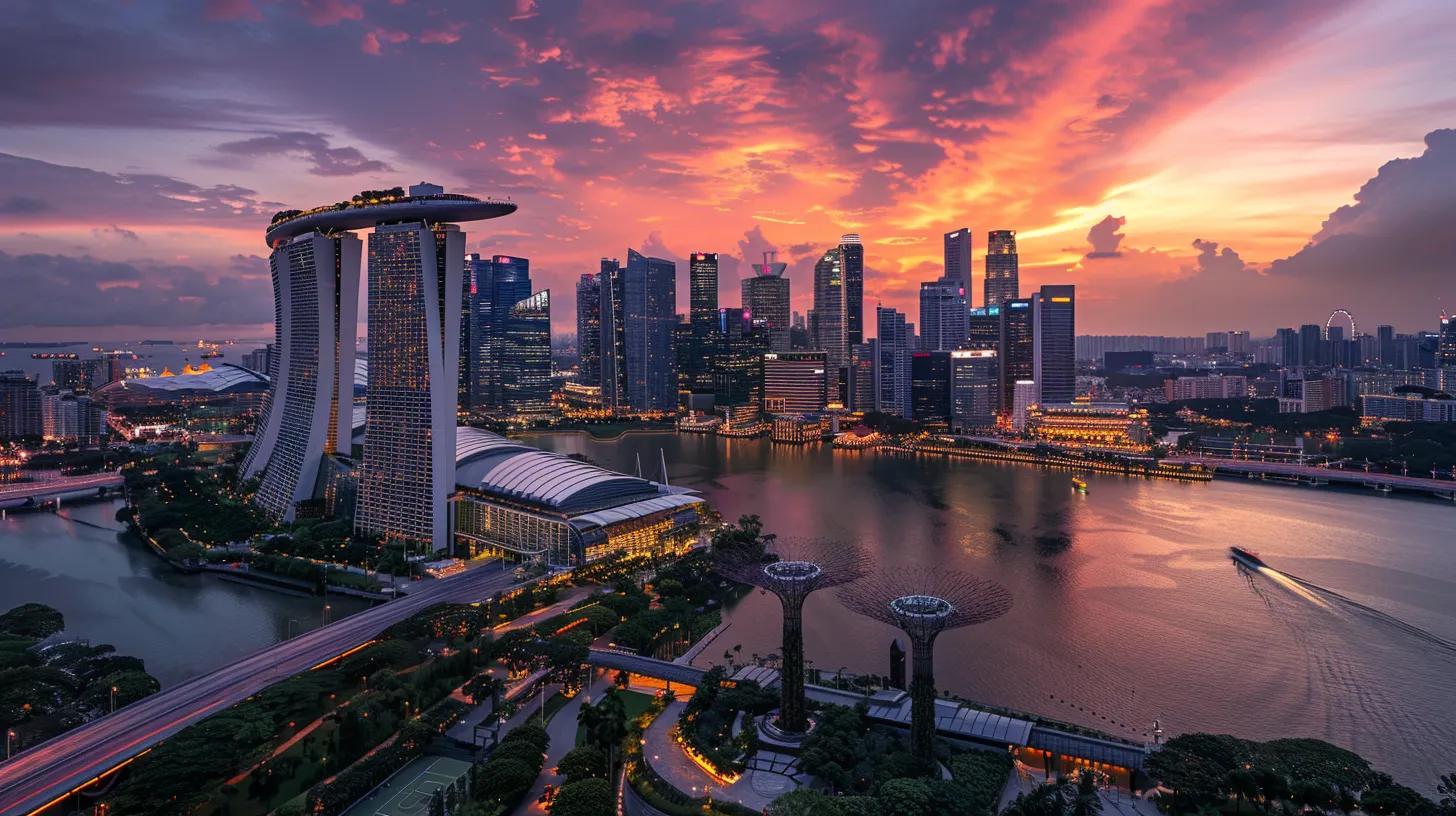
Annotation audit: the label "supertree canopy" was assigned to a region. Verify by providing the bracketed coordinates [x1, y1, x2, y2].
[839, 567, 1012, 762]
[715, 538, 868, 734]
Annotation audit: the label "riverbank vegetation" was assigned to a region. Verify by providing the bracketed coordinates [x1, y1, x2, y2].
[1147, 733, 1456, 816]
[676, 665, 774, 777]
[0, 603, 160, 752]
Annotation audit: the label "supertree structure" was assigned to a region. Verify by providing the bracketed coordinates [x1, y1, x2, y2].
[715, 538, 868, 734]
[839, 567, 1012, 762]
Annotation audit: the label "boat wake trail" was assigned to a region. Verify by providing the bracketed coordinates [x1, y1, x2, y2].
[1237, 560, 1456, 655]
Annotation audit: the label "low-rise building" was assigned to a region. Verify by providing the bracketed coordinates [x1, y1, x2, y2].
[1026, 400, 1150, 451]
[1163, 374, 1247, 402]
[770, 413, 826, 444]
[1360, 393, 1456, 425]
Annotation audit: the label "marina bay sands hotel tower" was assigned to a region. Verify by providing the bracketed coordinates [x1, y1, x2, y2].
[246, 183, 517, 551]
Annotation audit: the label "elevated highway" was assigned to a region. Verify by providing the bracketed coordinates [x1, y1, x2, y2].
[1164, 456, 1456, 500]
[0, 472, 124, 511]
[0, 564, 517, 816]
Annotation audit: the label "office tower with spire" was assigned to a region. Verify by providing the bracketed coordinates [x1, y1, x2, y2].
[743, 251, 791, 352]
[984, 230, 1019, 307]
[576, 273, 601, 384]
[840, 234, 864, 346]
[243, 230, 361, 523]
[919, 278, 968, 351]
[944, 227, 972, 300]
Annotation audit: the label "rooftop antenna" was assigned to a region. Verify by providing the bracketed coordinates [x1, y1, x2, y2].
[659, 448, 670, 485]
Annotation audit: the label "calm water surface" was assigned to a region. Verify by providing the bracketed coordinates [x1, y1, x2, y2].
[0, 500, 368, 686]
[527, 431, 1456, 790]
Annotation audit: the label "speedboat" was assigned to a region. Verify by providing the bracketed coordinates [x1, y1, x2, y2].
[1071, 476, 1088, 493]
[1229, 546, 1265, 568]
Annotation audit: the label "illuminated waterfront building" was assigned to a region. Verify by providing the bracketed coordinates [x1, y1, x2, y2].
[847, 343, 876, 412]
[951, 349, 999, 432]
[1002, 298, 1035, 413]
[763, 351, 828, 414]
[242, 230, 361, 522]
[452, 428, 707, 567]
[743, 253, 791, 352]
[1011, 379, 1037, 432]
[711, 307, 767, 414]
[910, 351, 952, 424]
[0, 371, 42, 439]
[984, 230, 1019, 307]
[1026, 401, 1150, 451]
[876, 307, 913, 417]
[1361, 392, 1456, 425]
[1033, 285, 1076, 404]
[41, 390, 107, 444]
[771, 413, 826, 444]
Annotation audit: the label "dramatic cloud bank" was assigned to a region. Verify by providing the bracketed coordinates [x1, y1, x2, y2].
[0, 0, 1453, 336]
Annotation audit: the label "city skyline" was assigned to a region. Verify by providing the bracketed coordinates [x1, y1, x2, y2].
[2, 2, 1455, 340]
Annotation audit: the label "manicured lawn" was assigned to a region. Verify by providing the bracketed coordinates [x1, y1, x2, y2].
[576, 690, 656, 745]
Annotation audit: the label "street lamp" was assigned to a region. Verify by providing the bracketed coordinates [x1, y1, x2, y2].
[323, 603, 332, 626]
[6, 729, 15, 760]
[110, 685, 119, 714]
[286, 617, 299, 639]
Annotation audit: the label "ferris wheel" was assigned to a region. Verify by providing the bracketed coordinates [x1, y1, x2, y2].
[1324, 309, 1357, 340]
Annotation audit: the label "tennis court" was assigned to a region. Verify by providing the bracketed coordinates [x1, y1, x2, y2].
[342, 755, 473, 816]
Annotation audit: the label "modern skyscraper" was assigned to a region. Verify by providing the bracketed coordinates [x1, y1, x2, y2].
[1299, 324, 1323, 368]
[919, 278, 969, 351]
[713, 307, 767, 412]
[0, 371, 42, 439]
[1377, 324, 1396, 367]
[1001, 298, 1034, 412]
[840, 234, 864, 346]
[575, 273, 601, 385]
[875, 306, 913, 417]
[1033, 285, 1076, 404]
[464, 253, 530, 410]
[356, 220, 464, 550]
[943, 227, 972, 299]
[810, 246, 848, 394]
[602, 249, 678, 412]
[950, 349, 999, 431]
[910, 351, 952, 423]
[688, 252, 720, 395]
[689, 252, 719, 340]
[984, 230, 1019, 307]
[243, 230, 361, 523]
[1276, 328, 1299, 368]
[502, 290, 551, 413]
[255, 184, 514, 549]
[847, 342, 876, 412]
[1441, 311, 1456, 367]
[967, 305, 1002, 352]
[743, 252, 791, 352]
[763, 351, 828, 414]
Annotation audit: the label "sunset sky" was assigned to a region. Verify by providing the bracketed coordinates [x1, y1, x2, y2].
[2, 0, 1455, 340]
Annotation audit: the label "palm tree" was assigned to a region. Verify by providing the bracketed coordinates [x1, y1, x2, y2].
[1067, 771, 1104, 816]
[1227, 769, 1259, 816]
[1003, 781, 1066, 816]
[1256, 769, 1290, 815]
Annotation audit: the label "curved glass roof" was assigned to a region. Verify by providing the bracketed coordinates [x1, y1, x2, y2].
[97, 363, 267, 393]
[454, 427, 662, 512]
